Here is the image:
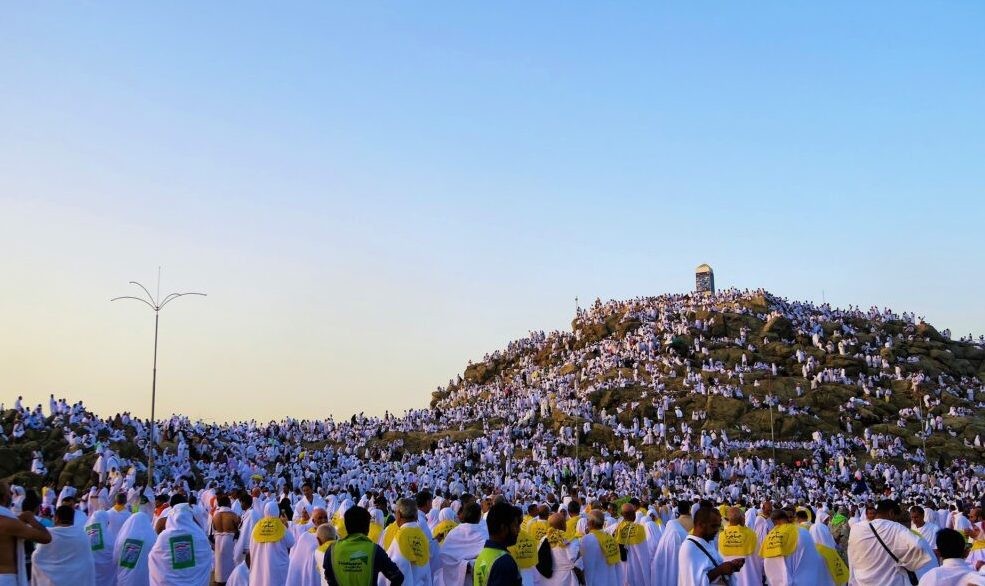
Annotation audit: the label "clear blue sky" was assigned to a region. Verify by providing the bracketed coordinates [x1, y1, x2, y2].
[2, 2, 983, 422]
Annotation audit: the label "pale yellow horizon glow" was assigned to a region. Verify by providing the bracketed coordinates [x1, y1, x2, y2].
[0, 199, 577, 424]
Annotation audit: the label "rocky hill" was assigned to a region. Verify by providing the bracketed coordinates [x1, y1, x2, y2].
[427, 290, 985, 465]
[3, 289, 984, 493]
[0, 409, 147, 491]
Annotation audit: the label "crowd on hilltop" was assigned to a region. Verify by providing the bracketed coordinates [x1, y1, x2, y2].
[2, 289, 985, 584]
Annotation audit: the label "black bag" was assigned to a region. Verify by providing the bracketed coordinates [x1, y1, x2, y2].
[868, 523, 919, 586]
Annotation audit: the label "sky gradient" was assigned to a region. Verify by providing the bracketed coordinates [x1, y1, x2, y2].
[2, 2, 983, 422]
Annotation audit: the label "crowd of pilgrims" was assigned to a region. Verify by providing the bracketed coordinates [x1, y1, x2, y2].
[3, 480, 985, 585]
[2, 288, 985, 584]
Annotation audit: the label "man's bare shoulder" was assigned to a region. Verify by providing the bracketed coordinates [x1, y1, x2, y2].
[0, 516, 25, 533]
[0, 516, 50, 544]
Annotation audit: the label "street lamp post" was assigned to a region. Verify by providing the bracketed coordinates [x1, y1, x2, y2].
[767, 375, 776, 463]
[769, 402, 776, 459]
[112, 278, 205, 489]
[575, 426, 579, 473]
[920, 407, 929, 468]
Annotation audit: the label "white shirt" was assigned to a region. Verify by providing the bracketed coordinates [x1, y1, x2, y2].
[678, 536, 728, 586]
[848, 519, 933, 586]
[954, 515, 974, 532]
[912, 522, 940, 546]
[917, 558, 985, 586]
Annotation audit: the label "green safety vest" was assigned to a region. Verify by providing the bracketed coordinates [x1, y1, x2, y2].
[474, 546, 507, 586]
[330, 534, 376, 586]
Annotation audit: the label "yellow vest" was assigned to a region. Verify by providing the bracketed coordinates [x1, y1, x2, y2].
[591, 530, 620, 565]
[368, 522, 383, 544]
[759, 524, 798, 558]
[796, 507, 814, 523]
[432, 520, 458, 543]
[545, 528, 568, 549]
[564, 516, 581, 540]
[252, 517, 286, 543]
[508, 531, 538, 570]
[816, 543, 850, 585]
[333, 515, 348, 539]
[718, 525, 757, 557]
[521, 515, 534, 534]
[529, 520, 550, 542]
[395, 525, 430, 566]
[382, 522, 399, 550]
[614, 521, 646, 546]
[970, 524, 985, 551]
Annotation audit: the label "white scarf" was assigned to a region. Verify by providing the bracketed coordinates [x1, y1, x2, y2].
[0, 506, 27, 586]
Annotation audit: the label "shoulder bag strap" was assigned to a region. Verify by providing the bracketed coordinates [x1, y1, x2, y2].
[868, 524, 918, 586]
[868, 523, 900, 563]
[687, 538, 732, 586]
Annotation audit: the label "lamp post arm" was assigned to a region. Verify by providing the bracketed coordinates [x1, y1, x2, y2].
[129, 281, 159, 306]
[110, 296, 158, 311]
[158, 292, 207, 310]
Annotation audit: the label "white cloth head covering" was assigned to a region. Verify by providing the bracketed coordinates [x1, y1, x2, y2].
[324, 495, 338, 518]
[113, 511, 155, 586]
[336, 499, 352, 520]
[226, 560, 250, 586]
[438, 508, 457, 524]
[148, 503, 214, 585]
[11, 485, 25, 512]
[57, 486, 77, 507]
[264, 501, 279, 518]
[86, 509, 116, 584]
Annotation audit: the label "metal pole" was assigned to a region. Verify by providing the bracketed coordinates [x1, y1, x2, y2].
[770, 402, 776, 462]
[575, 427, 579, 473]
[112, 279, 205, 493]
[149, 311, 159, 488]
[768, 375, 776, 462]
[922, 414, 928, 469]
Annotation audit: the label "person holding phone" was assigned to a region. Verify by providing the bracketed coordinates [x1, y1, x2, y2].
[679, 506, 744, 586]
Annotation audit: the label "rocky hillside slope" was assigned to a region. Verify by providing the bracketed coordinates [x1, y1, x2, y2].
[429, 291, 985, 465]
[3, 289, 984, 492]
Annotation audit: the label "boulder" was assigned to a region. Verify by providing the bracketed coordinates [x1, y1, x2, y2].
[762, 316, 794, 340]
[916, 323, 946, 343]
[57, 453, 97, 489]
[463, 360, 500, 385]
